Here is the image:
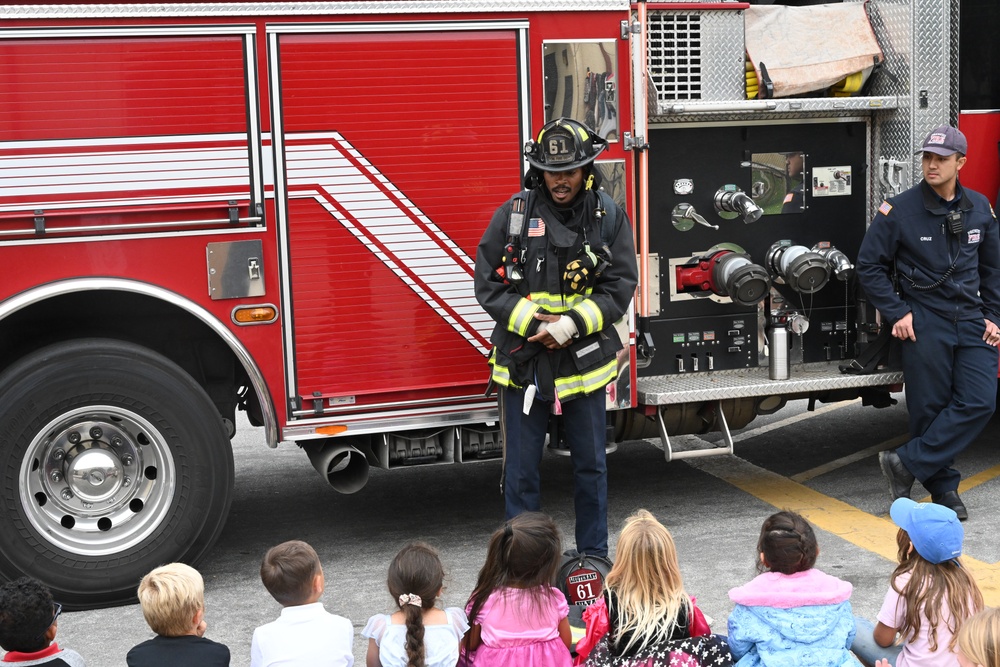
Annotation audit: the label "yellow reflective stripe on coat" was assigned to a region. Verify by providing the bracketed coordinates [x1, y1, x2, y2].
[488, 356, 519, 389]
[526, 290, 593, 312]
[553, 359, 617, 400]
[572, 299, 603, 335]
[508, 298, 540, 337]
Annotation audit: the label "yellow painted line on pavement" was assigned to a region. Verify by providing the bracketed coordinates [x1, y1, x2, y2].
[954, 462, 1000, 497]
[689, 454, 1000, 605]
[791, 433, 909, 483]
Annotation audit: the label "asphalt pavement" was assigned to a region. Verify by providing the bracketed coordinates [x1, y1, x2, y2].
[29, 393, 1000, 666]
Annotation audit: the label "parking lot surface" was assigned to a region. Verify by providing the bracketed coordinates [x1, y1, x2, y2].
[32, 395, 1000, 665]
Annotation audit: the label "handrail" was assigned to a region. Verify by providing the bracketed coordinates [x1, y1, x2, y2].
[0, 199, 251, 221]
[0, 216, 262, 237]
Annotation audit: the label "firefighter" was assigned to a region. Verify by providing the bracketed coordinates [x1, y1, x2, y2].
[857, 125, 1000, 521]
[780, 152, 805, 214]
[474, 118, 638, 557]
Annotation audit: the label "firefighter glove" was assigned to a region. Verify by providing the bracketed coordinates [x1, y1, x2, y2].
[563, 249, 599, 295]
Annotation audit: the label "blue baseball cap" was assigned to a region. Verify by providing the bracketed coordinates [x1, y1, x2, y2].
[915, 125, 968, 157]
[890, 498, 963, 564]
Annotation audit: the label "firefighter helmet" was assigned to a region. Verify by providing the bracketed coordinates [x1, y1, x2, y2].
[524, 118, 607, 172]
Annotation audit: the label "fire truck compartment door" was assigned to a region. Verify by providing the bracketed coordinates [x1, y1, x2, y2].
[271, 25, 524, 408]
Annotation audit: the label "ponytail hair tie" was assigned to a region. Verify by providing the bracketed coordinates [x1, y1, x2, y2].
[398, 593, 422, 608]
[503, 522, 513, 538]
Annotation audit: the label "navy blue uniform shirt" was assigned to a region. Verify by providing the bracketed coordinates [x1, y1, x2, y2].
[856, 180, 1000, 327]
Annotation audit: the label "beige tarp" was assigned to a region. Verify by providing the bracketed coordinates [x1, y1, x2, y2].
[745, 2, 884, 98]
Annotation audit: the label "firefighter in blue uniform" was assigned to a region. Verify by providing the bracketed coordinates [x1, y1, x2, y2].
[474, 118, 638, 556]
[857, 125, 1000, 520]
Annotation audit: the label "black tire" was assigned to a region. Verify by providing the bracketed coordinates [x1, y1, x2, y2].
[0, 338, 234, 609]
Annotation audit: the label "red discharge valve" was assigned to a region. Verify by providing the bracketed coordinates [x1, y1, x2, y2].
[674, 249, 771, 306]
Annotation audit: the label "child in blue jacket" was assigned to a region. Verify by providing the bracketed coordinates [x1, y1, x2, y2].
[727, 511, 857, 667]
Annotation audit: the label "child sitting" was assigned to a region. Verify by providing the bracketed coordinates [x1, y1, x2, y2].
[853, 498, 983, 667]
[727, 510, 856, 667]
[463, 512, 573, 667]
[251, 540, 354, 667]
[955, 607, 1000, 667]
[362, 542, 468, 667]
[0, 577, 85, 666]
[577, 509, 726, 667]
[126, 562, 230, 667]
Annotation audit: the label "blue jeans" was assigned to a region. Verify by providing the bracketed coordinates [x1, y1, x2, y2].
[500, 386, 608, 556]
[851, 617, 903, 667]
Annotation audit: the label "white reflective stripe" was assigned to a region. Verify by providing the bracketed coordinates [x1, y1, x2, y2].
[491, 363, 512, 386]
[573, 299, 603, 334]
[554, 359, 617, 399]
[285, 132, 492, 353]
[0, 139, 252, 207]
[508, 298, 538, 337]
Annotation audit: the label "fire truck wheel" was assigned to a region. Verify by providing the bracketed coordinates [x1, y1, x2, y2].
[0, 338, 234, 608]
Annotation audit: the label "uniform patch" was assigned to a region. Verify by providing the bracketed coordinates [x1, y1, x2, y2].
[967, 228, 982, 244]
[783, 192, 794, 204]
[878, 201, 893, 216]
[528, 217, 546, 237]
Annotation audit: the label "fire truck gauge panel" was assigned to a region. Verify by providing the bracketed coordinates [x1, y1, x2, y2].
[673, 178, 694, 195]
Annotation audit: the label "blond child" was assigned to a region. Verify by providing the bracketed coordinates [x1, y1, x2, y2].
[251, 540, 353, 667]
[956, 607, 1000, 667]
[126, 562, 229, 667]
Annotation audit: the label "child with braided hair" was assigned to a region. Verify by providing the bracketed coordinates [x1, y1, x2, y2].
[363, 543, 469, 667]
[726, 511, 857, 667]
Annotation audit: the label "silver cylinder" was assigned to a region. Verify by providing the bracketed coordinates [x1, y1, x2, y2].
[769, 325, 790, 380]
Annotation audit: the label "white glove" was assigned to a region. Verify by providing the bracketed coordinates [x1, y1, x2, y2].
[545, 315, 579, 345]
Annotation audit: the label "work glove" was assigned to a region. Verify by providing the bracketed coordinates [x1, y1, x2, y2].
[563, 249, 599, 295]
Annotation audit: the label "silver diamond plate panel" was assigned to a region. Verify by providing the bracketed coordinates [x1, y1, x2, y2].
[642, 0, 954, 226]
[638, 362, 903, 405]
[656, 96, 899, 116]
[0, 1, 628, 18]
[911, 0, 952, 179]
[866, 0, 912, 218]
[646, 9, 744, 102]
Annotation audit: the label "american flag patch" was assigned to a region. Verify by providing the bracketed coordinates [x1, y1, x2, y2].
[528, 217, 546, 237]
[878, 201, 893, 216]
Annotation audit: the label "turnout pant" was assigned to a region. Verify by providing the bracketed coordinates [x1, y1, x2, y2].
[499, 386, 609, 557]
[897, 301, 999, 496]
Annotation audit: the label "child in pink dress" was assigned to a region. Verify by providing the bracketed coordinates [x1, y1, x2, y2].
[462, 513, 572, 667]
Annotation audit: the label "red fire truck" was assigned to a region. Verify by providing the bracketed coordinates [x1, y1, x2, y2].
[957, 0, 1000, 207]
[0, 0, 962, 607]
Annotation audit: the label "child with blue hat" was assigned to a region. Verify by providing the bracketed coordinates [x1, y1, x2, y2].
[851, 498, 983, 667]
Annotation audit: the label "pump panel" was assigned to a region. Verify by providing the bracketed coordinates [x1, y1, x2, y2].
[642, 120, 869, 375]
